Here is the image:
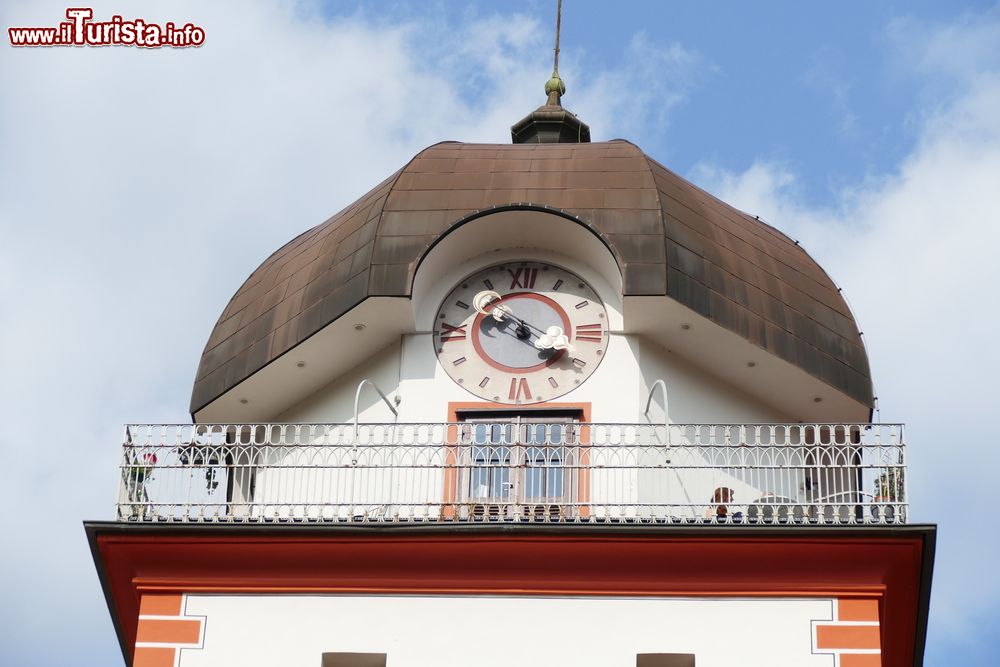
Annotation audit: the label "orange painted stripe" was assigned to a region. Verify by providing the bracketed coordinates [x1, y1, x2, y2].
[815, 625, 881, 650]
[839, 598, 879, 622]
[139, 594, 183, 617]
[133, 647, 176, 667]
[840, 654, 882, 667]
[136, 618, 202, 644]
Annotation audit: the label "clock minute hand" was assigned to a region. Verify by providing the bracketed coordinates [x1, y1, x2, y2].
[535, 325, 575, 353]
[472, 290, 532, 333]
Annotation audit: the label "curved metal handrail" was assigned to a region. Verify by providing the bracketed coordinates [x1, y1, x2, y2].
[644, 379, 668, 427]
[353, 378, 400, 427]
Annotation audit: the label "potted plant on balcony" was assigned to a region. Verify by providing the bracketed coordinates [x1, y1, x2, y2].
[124, 451, 158, 512]
[873, 464, 903, 523]
[874, 466, 903, 502]
[133, 451, 158, 485]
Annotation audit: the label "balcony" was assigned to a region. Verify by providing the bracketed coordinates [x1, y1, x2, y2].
[118, 422, 906, 526]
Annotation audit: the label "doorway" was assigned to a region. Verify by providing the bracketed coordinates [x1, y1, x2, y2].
[453, 409, 584, 520]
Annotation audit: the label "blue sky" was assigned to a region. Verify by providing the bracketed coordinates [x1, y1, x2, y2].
[321, 0, 997, 206]
[2, 1, 999, 665]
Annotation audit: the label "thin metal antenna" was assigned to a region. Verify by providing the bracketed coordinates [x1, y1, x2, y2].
[553, 0, 562, 75]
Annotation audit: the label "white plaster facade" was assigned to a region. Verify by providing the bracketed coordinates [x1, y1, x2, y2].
[176, 594, 841, 667]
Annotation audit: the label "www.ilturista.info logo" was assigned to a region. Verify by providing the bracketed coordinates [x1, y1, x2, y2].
[8, 8, 205, 48]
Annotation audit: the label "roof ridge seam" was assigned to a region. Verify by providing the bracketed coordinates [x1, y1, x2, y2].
[640, 151, 670, 297]
[367, 148, 430, 294]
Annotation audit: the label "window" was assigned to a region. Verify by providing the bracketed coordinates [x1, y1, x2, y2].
[636, 654, 695, 667]
[321, 653, 386, 667]
[458, 411, 581, 519]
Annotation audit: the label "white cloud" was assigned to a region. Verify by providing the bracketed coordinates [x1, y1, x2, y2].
[693, 17, 1000, 647]
[0, 2, 709, 664]
[888, 7, 1000, 83]
[574, 32, 709, 140]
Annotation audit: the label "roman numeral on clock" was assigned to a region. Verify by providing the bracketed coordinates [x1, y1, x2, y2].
[508, 267, 538, 289]
[439, 323, 467, 342]
[576, 323, 604, 342]
[508, 377, 532, 401]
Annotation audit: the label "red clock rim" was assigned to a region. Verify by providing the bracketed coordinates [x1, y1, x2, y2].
[470, 292, 573, 374]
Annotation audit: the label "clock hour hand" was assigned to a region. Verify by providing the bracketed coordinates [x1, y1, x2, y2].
[473, 290, 512, 322]
[474, 290, 529, 336]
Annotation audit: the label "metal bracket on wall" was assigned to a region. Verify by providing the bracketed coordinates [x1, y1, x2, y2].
[643, 379, 673, 459]
[644, 379, 668, 428]
[353, 378, 400, 427]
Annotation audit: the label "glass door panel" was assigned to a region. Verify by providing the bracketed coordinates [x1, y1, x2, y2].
[459, 413, 579, 516]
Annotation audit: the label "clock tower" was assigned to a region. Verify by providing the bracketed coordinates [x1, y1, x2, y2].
[87, 5, 935, 666]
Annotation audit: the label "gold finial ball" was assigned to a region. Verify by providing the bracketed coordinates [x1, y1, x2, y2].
[545, 75, 566, 96]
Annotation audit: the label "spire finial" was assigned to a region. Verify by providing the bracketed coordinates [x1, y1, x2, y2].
[510, 0, 589, 144]
[544, 0, 566, 105]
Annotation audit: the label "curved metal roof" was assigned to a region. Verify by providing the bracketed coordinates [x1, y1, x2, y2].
[191, 140, 872, 414]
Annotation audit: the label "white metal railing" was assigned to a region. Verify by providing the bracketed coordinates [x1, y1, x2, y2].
[118, 422, 907, 525]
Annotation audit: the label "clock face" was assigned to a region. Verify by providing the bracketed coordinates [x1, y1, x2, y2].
[433, 261, 609, 404]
